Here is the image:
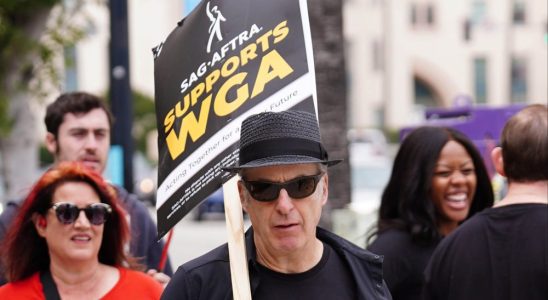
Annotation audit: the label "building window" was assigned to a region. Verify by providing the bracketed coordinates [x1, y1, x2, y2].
[463, 19, 472, 41]
[510, 57, 527, 103]
[64, 46, 78, 92]
[473, 58, 487, 104]
[410, 2, 436, 27]
[512, 0, 526, 24]
[410, 3, 418, 26]
[471, 0, 487, 24]
[372, 39, 384, 71]
[426, 4, 435, 25]
[414, 78, 438, 108]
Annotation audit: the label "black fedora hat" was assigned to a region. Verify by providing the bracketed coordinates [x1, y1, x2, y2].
[223, 110, 341, 172]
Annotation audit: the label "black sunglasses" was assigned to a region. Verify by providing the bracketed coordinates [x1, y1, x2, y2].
[242, 173, 325, 202]
[51, 202, 112, 225]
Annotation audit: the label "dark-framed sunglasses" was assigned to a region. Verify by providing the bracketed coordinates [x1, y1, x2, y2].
[51, 202, 112, 225]
[242, 173, 325, 202]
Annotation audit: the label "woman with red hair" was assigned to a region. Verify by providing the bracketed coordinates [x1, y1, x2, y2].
[0, 162, 162, 299]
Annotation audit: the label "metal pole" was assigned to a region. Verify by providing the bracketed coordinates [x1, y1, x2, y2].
[109, 0, 134, 192]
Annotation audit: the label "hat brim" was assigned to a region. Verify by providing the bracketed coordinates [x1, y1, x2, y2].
[222, 155, 342, 173]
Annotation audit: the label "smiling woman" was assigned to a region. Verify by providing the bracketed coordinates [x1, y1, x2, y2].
[366, 126, 494, 300]
[0, 162, 163, 299]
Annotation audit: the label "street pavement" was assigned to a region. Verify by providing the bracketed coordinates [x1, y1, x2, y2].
[148, 205, 251, 271]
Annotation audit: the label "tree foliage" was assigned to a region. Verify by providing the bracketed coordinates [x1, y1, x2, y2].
[0, 0, 96, 198]
[0, 0, 90, 135]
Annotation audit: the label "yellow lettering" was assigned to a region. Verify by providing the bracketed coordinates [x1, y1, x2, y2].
[256, 30, 273, 52]
[190, 82, 205, 106]
[165, 95, 212, 160]
[273, 21, 289, 44]
[214, 73, 249, 117]
[251, 50, 293, 98]
[205, 70, 220, 93]
[240, 43, 257, 67]
[221, 56, 240, 78]
[174, 95, 190, 117]
[164, 109, 175, 133]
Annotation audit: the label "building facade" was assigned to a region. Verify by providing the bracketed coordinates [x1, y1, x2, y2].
[344, 0, 547, 130]
[60, 0, 547, 132]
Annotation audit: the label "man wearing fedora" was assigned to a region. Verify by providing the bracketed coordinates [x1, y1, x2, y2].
[162, 110, 391, 299]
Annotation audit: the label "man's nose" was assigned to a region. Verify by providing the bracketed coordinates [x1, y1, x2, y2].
[275, 189, 295, 214]
[84, 134, 99, 149]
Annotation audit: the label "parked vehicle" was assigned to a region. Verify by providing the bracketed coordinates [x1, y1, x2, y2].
[348, 129, 392, 215]
[192, 188, 224, 221]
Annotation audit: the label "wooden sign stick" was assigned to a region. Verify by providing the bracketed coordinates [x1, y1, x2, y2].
[223, 176, 252, 299]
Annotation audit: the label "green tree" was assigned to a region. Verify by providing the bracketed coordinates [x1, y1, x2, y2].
[0, 1, 90, 199]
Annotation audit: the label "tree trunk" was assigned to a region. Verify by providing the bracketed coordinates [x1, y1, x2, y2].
[308, 0, 350, 228]
[0, 8, 53, 200]
[0, 90, 41, 200]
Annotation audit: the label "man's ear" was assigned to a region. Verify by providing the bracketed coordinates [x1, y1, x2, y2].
[491, 147, 506, 177]
[45, 132, 57, 155]
[320, 174, 328, 206]
[237, 181, 248, 213]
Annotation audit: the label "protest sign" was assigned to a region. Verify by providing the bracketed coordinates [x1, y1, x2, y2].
[153, 0, 318, 238]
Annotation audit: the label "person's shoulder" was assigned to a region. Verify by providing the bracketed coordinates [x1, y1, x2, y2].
[111, 184, 149, 213]
[317, 227, 382, 262]
[491, 203, 548, 216]
[368, 228, 412, 253]
[0, 200, 22, 225]
[112, 185, 139, 205]
[121, 268, 160, 284]
[168, 243, 231, 293]
[0, 198, 23, 220]
[0, 273, 42, 298]
[447, 208, 493, 239]
[448, 203, 547, 241]
[111, 268, 163, 297]
[180, 243, 230, 272]
[430, 215, 486, 262]
[374, 228, 410, 241]
[317, 228, 390, 298]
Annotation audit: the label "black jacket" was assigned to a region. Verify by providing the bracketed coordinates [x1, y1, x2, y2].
[162, 227, 392, 299]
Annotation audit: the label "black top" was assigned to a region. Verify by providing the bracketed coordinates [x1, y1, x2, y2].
[254, 242, 357, 299]
[368, 229, 438, 300]
[161, 227, 392, 300]
[425, 203, 548, 300]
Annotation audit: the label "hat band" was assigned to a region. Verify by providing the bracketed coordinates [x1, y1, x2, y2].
[239, 138, 328, 165]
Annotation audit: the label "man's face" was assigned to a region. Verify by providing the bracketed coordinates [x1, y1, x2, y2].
[45, 108, 110, 174]
[238, 163, 328, 256]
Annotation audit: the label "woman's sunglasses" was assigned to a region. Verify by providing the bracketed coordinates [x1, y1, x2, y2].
[50, 202, 112, 225]
[242, 173, 325, 202]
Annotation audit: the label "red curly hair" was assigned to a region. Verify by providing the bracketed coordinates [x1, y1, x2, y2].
[0, 162, 136, 282]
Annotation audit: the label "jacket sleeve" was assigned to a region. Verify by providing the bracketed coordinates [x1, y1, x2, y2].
[161, 266, 193, 300]
[119, 189, 173, 275]
[0, 201, 21, 286]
